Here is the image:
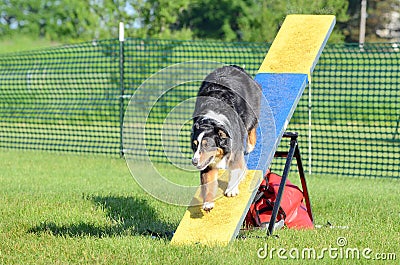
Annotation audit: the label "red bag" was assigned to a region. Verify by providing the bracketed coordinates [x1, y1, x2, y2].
[244, 170, 313, 229]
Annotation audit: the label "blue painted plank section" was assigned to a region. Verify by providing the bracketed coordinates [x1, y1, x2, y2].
[246, 73, 308, 173]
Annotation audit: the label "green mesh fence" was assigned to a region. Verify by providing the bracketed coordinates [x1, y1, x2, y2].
[0, 39, 121, 155]
[311, 43, 400, 178]
[0, 39, 399, 178]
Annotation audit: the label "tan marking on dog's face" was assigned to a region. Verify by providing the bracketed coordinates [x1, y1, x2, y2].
[215, 147, 224, 159]
[211, 147, 225, 165]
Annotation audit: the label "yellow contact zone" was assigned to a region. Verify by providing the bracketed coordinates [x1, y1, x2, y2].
[258, 15, 336, 79]
[170, 170, 263, 246]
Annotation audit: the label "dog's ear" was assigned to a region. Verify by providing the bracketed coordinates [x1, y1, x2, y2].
[217, 128, 229, 139]
[191, 122, 200, 134]
[216, 128, 231, 151]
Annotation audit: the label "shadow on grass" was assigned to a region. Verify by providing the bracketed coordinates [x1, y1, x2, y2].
[28, 195, 175, 239]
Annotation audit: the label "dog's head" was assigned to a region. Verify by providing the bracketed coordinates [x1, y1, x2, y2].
[191, 119, 230, 170]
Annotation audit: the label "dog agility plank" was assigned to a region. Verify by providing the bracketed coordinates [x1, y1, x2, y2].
[258, 15, 336, 79]
[171, 15, 335, 246]
[171, 170, 263, 246]
[247, 15, 335, 173]
[246, 73, 309, 172]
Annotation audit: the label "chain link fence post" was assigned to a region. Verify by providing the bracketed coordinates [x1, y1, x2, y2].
[119, 22, 125, 158]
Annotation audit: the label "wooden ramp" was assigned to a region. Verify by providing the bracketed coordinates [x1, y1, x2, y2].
[247, 15, 336, 173]
[171, 14, 336, 246]
[170, 170, 263, 246]
[258, 15, 336, 78]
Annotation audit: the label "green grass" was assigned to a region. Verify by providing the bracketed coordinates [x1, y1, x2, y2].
[0, 35, 60, 54]
[0, 149, 399, 264]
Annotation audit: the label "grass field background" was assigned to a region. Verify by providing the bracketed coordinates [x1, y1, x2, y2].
[1, 149, 399, 264]
[0, 35, 60, 54]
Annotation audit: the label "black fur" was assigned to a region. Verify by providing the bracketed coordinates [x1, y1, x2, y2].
[191, 65, 261, 157]
[190, 65, 262, 210]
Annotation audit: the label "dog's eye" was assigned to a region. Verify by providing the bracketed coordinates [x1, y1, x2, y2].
[193, 140, 198, 146]
[202, 140, 208, 148]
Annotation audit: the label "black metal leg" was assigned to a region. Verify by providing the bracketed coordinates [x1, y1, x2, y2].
[295, 144, 314, 223]
[267, 137, 297, 236]
[267, 132, 314, 236]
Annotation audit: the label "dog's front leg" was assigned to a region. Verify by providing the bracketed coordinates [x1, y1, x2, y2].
[225, 168, 246, 197]
[200, 167, 218, 211]
[246, 127, 257, 154]
[225, 155, 246, 197]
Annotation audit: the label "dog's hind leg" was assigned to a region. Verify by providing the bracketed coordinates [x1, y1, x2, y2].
[200, 167, 218, 211]
[246, 127, 257, 154]
[225, 155, 246, 197]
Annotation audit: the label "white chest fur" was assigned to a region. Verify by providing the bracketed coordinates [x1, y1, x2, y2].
[216, 156, 228, 169]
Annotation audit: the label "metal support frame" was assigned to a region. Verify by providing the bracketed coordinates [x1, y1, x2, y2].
[267, 132, 313, 236]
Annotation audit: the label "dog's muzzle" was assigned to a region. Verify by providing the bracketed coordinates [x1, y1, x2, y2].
[192, 157, 199, 167]
[192, 155, 214, 170]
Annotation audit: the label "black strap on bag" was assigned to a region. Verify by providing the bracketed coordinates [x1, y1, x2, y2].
[250, 177, 287, 228]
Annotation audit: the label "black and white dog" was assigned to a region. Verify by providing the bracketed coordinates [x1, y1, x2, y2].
[191, 65, 261, 211]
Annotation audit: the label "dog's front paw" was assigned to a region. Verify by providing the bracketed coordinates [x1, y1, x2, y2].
[224, 186, 239, 197]
[202, 201, 214, 211]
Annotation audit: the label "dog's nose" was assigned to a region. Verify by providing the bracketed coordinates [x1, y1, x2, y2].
[192, 157, 198, 166]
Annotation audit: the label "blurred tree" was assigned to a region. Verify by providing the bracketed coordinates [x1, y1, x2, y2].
[90, 0, 141, 39]
[1, 0, 94, 40]
[347, 0, 400, 42]
[175, 0, 349, 42]
[176, 0, 254, 41]
[0, 0, 134, 41]
[131, 0, 192, 39]
[243, 0, 349, 43]
[1, 0, 398, 43]
[240, 1, 286, 42]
